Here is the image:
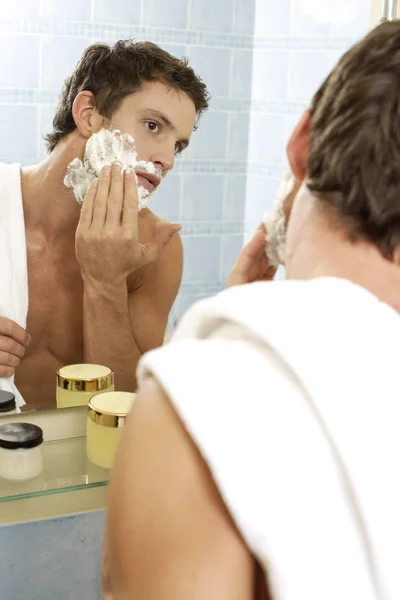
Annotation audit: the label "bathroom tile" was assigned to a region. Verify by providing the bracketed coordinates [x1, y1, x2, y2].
[327, 49, 346, 72]
[41, 37, 91, 90]
[143, 0, 188, 29]
[148, 174, 181, 222]
[93, 0, 141, 24]
[0, 511, 104, 600]
[224, 174, 246, 222]
[227, 113, 250, 160]
[233, 0, 256, 34]
[186, 46, 230, 98]
[0, 106, 38, 163]
[245, 176, 281, 226]
[231, 50, 253, 98]
[38, 105, 57, 160]
[188, 0, 234, 33]
[1, 0, 39, 18]
[158, 44, 187, 59]
[0, 35, 39, 88]
[181, 174, 224, 221]
[289, 51, 330, 103]
[252, 51, 289, 100]
[221, 234, 244, 282]
[41, 0, 91, 21]
[182, 235, 221, 283]
[292, 0, 330, 35]
[173, 293, 209, 322]
[329, 0, 369, 37]
[254, 0, 292, 35]
[248, 114, 285, 165]
[185, 111, 228, 160]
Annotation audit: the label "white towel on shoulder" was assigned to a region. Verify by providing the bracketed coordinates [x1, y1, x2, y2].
[139, 277, 400, 600]
[0, 163, 28, 408]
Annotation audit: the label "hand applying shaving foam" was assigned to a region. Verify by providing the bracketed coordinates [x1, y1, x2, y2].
[75, 162, 181, 288]
[227, 224, 277, 288]
[226, 173, 301, 288]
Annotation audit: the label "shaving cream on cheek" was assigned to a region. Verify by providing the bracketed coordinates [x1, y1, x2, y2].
[262, 171, 296, 267]
[64, 128, 163, 209]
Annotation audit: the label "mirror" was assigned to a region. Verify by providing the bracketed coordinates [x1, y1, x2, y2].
[0, 0, 372, 413]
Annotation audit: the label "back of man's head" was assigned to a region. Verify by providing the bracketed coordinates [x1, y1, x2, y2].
[307, 21, 400, 260]
[45, 40, 209, 153]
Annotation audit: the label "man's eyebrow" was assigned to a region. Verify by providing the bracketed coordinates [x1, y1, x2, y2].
[141, 109, 190, 147]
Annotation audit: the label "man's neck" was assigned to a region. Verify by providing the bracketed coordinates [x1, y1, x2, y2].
[285, 191, 400, 312]
[22, 133, 86, 243]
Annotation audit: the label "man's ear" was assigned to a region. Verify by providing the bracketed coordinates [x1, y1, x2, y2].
[72, 91, 102, 140]
[286, 109, 311, 181]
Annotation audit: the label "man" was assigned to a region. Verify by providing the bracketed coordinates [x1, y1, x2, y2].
[106, 22, 400, 600]
[0, 40, 209, 410]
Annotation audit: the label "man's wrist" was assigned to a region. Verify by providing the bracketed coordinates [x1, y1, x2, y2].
[83, 278, 128, 303]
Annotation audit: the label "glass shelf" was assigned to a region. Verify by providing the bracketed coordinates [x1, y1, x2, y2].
[0, 436, 109, 503]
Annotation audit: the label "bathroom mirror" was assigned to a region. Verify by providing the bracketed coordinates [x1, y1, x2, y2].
[0, 0, 373, 412]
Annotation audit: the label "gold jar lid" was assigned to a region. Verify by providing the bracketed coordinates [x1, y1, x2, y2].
[57, 364, 114, 392]
[88, 391, 136, 429]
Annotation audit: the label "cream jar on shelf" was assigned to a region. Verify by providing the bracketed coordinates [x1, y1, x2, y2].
[87, 391, 136, 469]
[0, 391, 17, 415]
[57, 364, 114, 409]
[0, 422, 44, 481]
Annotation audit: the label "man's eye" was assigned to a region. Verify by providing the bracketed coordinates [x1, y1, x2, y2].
[146, 121, 160, 133]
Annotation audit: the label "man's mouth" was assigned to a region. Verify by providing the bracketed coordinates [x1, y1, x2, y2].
[136, 171, 161, 193]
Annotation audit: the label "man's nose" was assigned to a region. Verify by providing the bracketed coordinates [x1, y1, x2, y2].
[151, 146, 175, 173]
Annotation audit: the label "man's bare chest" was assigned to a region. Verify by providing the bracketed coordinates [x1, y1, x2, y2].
[25, 237, 84, 360]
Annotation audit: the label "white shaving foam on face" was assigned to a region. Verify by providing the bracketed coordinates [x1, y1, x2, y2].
[262, 171, 296, 267]
[64, 128, 162, 211]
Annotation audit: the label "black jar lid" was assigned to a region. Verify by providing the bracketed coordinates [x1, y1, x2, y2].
[0, 423, 43, 450]
[0, 391, 16, 413]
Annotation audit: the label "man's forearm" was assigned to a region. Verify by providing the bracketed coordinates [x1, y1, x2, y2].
[83, 282, 141, 391]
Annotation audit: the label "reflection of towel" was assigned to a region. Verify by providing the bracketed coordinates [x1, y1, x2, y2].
[139, 277, 400, 600]
[0, 163, 28, 408]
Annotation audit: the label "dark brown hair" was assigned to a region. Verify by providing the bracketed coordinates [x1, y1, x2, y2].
[45, 40, 210, 152]
[307, 21, 400, 259]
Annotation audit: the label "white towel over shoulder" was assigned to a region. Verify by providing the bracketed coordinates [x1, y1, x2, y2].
[139, 277, 400, 600]
[0, 163, 28, 408]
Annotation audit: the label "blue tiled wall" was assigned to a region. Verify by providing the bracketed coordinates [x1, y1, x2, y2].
[0, 0, 372, 329]
[0, 510, 104, 600]
[244, 0, 371, 238]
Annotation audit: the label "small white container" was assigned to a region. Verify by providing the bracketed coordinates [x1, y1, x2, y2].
[87, 391, 136, 469]
[0, 423, 44, 481]
[0, 391, 17, 415]
[57, 364, 114, 409]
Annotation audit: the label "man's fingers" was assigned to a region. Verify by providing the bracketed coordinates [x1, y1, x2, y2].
[0, 366, 15, 378]
[122, 168, 139, 234]
[0, 351, 20, 369]
[105, 162, 124, 229]
[78, 178, 98, 230]
[0, 317, 30, 347]
[91, 165, 111, 228]
[0, 335, 27, 358]
[242, 229, 267, 260]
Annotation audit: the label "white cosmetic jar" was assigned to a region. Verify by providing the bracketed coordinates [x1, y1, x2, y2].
[0, 423, 44, 481]
[0, 390, 17, 415]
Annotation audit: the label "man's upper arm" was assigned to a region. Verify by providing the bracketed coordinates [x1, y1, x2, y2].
[106, 377, 254, 600]
[128, 233, 183, 352]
